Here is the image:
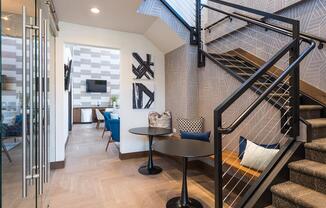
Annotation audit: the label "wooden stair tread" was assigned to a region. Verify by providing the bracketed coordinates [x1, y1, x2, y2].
[306, 118, 326, 128]
[209, 150, 261, 178]
[227, 65, 256, 70]
[269, 93, 289, 97]
[300, 105, 323, 111]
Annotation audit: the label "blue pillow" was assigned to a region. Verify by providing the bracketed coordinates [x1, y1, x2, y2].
[180, 131, 211, 142]
[239, 136, 279, 159]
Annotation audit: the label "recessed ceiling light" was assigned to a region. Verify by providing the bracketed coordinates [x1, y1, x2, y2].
[1, 16, 9, 21]
[90, 7, 100, 14]
[5, 27, 11, 31]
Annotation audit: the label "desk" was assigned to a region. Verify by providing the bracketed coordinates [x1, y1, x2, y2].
[73, 106, 115, 123]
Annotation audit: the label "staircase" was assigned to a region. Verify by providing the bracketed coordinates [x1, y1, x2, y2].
[267, 109, 326, 207]
[267, 138, 326, 207]
[209, 48, 326, 207]
[141, 0, 325, 207]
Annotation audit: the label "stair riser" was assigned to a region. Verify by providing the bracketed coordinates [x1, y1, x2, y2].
[311, 126, 326, 140]
[305, 148, 326, 164]
[300, 110, 322, 120]
[290, 170, 326, 194]
[272, 195, 297, 208]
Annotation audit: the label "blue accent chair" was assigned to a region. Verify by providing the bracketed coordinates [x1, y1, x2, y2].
[1, 114, 23, 163]
[103, 112, 120, 151]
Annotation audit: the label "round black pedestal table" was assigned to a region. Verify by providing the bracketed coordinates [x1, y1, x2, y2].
[129, 127, 172, 175]
[153, 139, 214, 208]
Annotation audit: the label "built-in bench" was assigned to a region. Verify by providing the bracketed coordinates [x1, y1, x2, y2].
[209, 150, 261, 180]
[156, 135, 261, 180]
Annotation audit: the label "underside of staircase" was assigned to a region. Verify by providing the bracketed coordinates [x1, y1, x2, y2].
[207, 48, 326, 207]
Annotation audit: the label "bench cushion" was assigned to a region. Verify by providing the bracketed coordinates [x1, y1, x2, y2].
[210, 150, 261, 179]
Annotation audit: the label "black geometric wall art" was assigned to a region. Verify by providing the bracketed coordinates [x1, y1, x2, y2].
[132, 52, 154, 80]
[132, 83, 155, 109]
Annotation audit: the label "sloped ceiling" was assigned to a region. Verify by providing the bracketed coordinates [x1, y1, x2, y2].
[53, 0, 157, 34]
[144, 19, 185, 54]
[52, 0, 185, 53]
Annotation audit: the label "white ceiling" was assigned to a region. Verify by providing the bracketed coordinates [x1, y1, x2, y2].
[53, 0, 157, 34]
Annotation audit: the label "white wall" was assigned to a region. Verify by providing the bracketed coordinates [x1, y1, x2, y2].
[54, 22, 165, 161]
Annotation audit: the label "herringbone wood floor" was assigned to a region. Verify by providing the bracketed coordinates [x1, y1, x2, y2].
[47, 124, 215, 208]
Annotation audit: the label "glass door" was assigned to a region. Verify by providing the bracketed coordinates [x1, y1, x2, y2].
[1, 0, 50, 207]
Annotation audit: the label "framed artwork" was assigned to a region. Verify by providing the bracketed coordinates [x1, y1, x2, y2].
[132, 82, 155, 109]
[132, 52, 154, 80]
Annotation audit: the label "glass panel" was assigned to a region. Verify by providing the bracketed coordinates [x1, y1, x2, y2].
[1, 0, 38, 207]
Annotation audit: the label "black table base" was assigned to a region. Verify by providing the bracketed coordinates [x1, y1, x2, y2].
[140, 135, 162, 175]
[166, 157, 203, 208]
[166, 197, 203, 208]
[138, 165, 162, 175]
[129, 127, 172, 176]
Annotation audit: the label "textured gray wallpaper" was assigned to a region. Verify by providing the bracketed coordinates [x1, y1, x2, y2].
[165, 44, 199, 130]
[70, 44, 120, 107]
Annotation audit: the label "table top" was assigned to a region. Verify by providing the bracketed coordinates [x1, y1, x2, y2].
[129, 127, 172, 136]
[153, 139, 214, 158]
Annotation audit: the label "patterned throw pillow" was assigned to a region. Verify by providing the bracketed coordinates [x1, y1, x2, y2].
[177, 117, 204, 133]
[148, 111, 172, 129]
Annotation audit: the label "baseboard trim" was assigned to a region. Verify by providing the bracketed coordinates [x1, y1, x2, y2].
[119, 151, 148, 160]
[50, 160, 65, 169]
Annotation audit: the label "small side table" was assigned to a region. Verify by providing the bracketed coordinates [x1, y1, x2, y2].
[129, 127, 172, 175]
[154, 139, 214, 208]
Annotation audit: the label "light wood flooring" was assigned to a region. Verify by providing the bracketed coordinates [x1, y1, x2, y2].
[47, 124, 216, 208]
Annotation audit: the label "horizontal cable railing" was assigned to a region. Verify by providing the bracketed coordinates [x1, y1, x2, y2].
[203, 0, 326, 49]
[165, 0, 196, 26]
[197, 0, 316, 207]
[156, 0, 317, 207]
[159, 0, 198, 44]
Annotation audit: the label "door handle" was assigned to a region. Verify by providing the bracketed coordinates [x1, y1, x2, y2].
[22, 5, 42, 198]
[29, 16, 34, 186]
[43, 19, 49, 184]
[38, 8, 44, 195]
[22, 5, 28, 198]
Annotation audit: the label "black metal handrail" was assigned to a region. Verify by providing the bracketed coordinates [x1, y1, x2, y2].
[212, 39, 295, 114]
[208, 0, 298, 25]
[201, 4, 308, 43]
[159, 0, 193, 30]
[234, 12, 326, 49]
[214, 40, 315, 134]
[159, 0, 197, 44]
[204, 15, 232, 32]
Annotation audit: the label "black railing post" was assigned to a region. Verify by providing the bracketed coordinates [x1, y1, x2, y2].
[289, 20, 300, 138]
[214, 110, 223, 208]
[196, 0, 205, 67]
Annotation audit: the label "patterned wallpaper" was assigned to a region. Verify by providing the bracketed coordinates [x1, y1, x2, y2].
[206, 0, 326, 91]
[70, 44, 120, 107]
[165, 44, 199, 130]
